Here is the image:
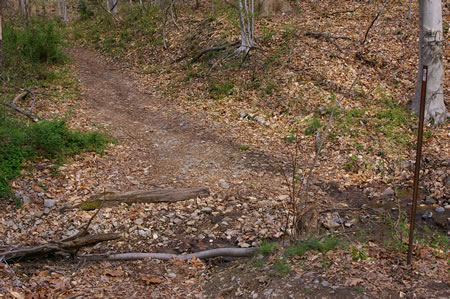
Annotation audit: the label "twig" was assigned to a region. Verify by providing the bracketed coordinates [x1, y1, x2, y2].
[298, 72, 362, 209]
[361, 0, 390, 46]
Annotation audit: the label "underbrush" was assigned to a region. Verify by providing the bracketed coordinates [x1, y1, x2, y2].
[71, 3, 160, 55]
[0, 16, 112, 199]
[1, 17, 67, 86]
[254, 236, 343, 276]
[0, 116, 112, 198]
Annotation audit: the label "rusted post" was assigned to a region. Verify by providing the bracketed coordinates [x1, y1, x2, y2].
[407, 65, 428, 265]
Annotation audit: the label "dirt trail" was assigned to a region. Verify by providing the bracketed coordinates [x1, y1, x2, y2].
[70, 47, 279, 194]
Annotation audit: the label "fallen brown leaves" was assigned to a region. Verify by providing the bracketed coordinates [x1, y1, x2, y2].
[1, 0, 448, 298]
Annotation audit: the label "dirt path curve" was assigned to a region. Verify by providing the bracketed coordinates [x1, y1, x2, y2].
[70, 47, 281, 197]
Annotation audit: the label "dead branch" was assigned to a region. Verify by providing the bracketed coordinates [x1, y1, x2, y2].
[81, 247, 258, 261]
[1, 90, 40, 122]
[305, 32, 356, 41]
[1, 101, 40, 122]
[361, 0, 390, 46]
[80, 187, 210, 210]
[0, 233, 120, 263]
[12, 91, 29, 105]
[305, 32, 356, 53]
[191, 40, 240, 63]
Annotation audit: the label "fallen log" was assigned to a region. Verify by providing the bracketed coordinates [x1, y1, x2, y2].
[81, 247, 259, 262]
[0, 233, 120, 263]
[80, 187, 210, 210]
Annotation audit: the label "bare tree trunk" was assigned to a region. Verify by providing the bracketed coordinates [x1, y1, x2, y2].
[62, 0, 67, 21]
[237, 0, 256, 54]
[0, 7, 3, 68]
[58, 0, 67, 22]
[412, 0, 447, 125]
[408, 0, 412, 19]
[110, 0, 118, 14]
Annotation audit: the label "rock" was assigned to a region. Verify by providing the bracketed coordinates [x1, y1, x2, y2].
[167, 273, 176, 278]
[219, 180, 230, 189]
[321, 281, 329, 287]
[445, 176, 450, 187]
[201, 207, 212, 214]
[382, 187, 395, 197]
[278, 195, 290, 201]
[239, 242, 250, 248]
[444, 205, 450, 210]
[135, 218, 144, 225]
[344, 221, 353, 228]
[263, 289, 273, 297]
[323, 218, 340, 229]
[22, 196, 30, 205]
[44, 199, 56, 208]
[313, 279, 320, 284]
[435, 207, 445, 213]
[138, 230, 149, 237]
[425, 197, 437, 205]
[332, 217, 344, 225]
[421, 211, 433, 219]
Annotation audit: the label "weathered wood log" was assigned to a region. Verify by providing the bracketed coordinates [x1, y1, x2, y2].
[0, 233, 120, 263]
[80, 187, 210, 210]
[81, 247, 259, 262]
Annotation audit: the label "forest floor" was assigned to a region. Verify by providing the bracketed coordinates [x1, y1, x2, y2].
[1, 1, 449, 298]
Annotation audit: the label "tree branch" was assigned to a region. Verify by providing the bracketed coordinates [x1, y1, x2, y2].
[80, 247, 258, 261]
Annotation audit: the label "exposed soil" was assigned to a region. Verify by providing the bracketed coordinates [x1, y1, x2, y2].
[70, 47, 281, 194]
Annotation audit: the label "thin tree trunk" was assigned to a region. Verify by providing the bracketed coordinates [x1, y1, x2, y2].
[412, 0, 447, 125]
[62, 0, 67, 21]
[408, 0, 412, 19]
[0, 9, 3, 68]
[237, 0, 255, 54]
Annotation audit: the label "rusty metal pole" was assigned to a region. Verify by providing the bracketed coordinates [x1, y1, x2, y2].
[407, 65, 428, 265]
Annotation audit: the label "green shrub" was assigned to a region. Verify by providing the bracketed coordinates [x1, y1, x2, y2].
[4, 19, 67, 65]
[78, 0, 95, 20]
[0, 117, 113, 199]
[259, 240, 278, 256]
[209, 80, 234, 100]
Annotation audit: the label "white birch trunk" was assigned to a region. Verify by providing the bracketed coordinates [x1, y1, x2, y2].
[110, 0, 118, 14]
[412, 0, 447, 125]
[237, 0, 256, 54]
